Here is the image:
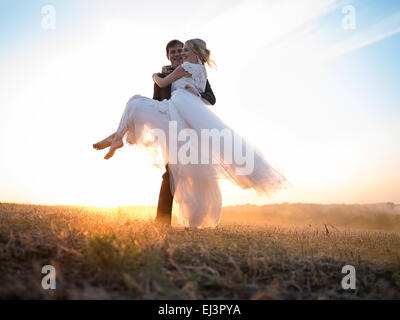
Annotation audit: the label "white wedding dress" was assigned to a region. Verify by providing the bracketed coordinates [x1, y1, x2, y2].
[114, 61, 290, 228]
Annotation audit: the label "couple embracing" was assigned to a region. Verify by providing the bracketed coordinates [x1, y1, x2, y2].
[93, 38, 289, 229]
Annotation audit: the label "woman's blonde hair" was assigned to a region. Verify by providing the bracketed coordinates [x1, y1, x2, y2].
[185, 38, 216, 68]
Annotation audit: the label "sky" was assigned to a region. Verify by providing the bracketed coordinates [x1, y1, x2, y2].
[0, 0, 399, 207]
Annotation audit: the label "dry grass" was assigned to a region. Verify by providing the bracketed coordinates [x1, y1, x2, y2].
[0, 203, 399, 299]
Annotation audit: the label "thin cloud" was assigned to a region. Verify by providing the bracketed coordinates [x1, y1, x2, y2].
[322, 10, 400, 61]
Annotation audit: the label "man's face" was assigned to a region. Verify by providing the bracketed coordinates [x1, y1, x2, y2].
[167, 44, 183, 68]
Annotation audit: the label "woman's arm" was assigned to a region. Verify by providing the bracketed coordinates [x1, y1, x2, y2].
[152, 65, 190, 88]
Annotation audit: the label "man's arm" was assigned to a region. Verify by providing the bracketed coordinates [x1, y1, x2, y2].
[153, 73, 165, 101]
[153, 82, 161, 100]
[200, 80, 216, 105]
[153, 72, 175, 101]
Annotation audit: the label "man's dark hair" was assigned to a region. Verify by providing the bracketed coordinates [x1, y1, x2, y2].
[166, 40, 184, 56]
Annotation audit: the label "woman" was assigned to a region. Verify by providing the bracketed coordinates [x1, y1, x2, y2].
[93, 39, 290, 228]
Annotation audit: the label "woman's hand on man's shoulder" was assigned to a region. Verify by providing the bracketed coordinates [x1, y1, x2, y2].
[161, 65, 174, 75]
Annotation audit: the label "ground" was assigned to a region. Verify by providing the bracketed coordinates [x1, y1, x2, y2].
[0, 203, 399, 299]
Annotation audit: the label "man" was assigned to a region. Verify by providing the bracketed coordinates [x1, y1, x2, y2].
[154, 39, 216, 226]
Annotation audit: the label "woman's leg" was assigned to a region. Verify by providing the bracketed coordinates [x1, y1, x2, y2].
[98, 95, 165, 159]
[104, 134, 124, 159]
[93, 132, 116, 150]
[102, 97, 140, 159]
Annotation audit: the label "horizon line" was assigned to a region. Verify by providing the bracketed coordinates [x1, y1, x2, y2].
[1, 201, 399, 208]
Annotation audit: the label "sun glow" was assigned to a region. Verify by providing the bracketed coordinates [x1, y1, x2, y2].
[1, 0, 399, 206]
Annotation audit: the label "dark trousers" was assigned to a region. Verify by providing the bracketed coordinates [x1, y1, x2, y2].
[155, 164, 174, 225]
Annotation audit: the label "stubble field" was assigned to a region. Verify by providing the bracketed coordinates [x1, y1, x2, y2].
[0, 202, 399, 299]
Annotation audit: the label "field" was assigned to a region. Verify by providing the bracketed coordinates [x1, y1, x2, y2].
[0, 202, 400, 299]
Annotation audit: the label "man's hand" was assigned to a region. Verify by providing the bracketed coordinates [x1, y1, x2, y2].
[185, 85, 200, 97]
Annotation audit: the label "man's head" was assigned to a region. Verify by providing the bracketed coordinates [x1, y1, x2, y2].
[166, 39, 183, 68]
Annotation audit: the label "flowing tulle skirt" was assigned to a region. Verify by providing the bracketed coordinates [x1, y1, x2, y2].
[115, 89, 290, 228]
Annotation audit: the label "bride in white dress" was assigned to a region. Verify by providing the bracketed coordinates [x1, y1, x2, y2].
[93, 39, 290, 229]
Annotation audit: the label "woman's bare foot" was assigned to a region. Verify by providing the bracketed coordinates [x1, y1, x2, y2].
[104, 136, 123, 159]
[93, 133, 116, 150]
